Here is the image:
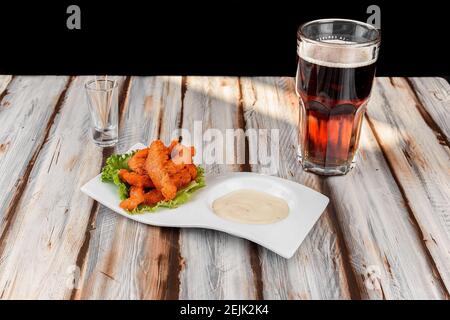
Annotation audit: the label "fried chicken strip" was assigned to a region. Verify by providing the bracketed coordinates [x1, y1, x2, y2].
[145, 140, 177, 200]
[170, 164, 197, 189]
[120, 186, 145, 211]
[145, 140, 196, 201]
[143, 189, 164, 206]
[118, 169, 154, 188]
[128, 148, 149, 175]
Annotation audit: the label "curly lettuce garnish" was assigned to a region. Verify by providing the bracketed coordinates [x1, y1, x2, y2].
[101, 151, 206, 213]
[101, 151, 136, 200]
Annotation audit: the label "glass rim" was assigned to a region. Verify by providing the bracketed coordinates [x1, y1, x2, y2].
[298, 18, 381, 48]
[85, 79, 118, 92]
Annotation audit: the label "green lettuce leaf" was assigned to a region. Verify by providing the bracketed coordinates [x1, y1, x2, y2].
[101, 151, 136, 200]
[101, 151, 206, 213]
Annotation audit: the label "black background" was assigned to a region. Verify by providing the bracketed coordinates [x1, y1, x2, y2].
[0, 1, 449, 77]
[0, 300, 448, 318]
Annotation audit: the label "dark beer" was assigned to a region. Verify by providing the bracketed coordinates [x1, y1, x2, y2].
[296, 19, 380, 175]
[296, 56, 376, 173]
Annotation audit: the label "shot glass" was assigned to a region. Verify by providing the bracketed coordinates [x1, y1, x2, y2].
[85, 78, 119, 147]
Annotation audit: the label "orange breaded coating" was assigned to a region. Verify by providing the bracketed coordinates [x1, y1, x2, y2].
[186, 164, 197, 180]
[145, 140, 196, 201]
[120, 186, 145, 211]
[170, 165, 196, 189]
[145, 140, 178, 200]
[143, 189, 164, 206]
[128, 148, 149, 175]
[118, 169, 154, 188]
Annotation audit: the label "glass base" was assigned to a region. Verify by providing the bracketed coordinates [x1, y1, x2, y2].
[297, 151, 356, 176]
[92, 127, 118, 147]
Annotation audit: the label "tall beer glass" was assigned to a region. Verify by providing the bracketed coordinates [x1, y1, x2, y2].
[296, 19, 380, 175]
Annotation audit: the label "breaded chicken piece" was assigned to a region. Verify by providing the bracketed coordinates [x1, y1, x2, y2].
[170, 164, 197, 189]
[128, 148, 149, 175]
[186, 164, 197, 180]
[120, 186, 145, 211]
[145, 140, 196, 201]
[143, 189, 164, 206]
[118, 169, 154, 188]
[145, 140, 178, 200]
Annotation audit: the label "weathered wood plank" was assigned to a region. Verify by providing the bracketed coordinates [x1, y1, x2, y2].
[327, 118, 447, 299]
[0, 75, 12, 95]
[1, 75, 447, 300]
[178, 77, 257, 299]
[240, 77, 353, 299]
[365, 77, 450, 294]
[0, 76, 123, 299]
[0, 76, 70, 236]
[407, 77, 450, 143]
[76, 76, 185, 299]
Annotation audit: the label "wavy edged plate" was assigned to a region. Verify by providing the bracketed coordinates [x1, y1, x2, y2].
[81, 143, 329, 258]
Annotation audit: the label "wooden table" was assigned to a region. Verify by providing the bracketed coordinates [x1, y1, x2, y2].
[0, 75, 449, 300]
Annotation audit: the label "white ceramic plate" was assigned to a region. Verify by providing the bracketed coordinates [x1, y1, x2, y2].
[81, 143, 329, 259]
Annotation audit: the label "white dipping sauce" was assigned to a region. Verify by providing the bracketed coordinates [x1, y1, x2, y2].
[212, 189, 289, 224]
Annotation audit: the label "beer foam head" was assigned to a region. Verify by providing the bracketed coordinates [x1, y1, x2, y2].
[298, 40, 378, 68]
[297, 19, 380, 68]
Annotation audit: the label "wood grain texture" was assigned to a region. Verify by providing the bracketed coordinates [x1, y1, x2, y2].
[0, 75, 12, 96]
[76, 76, 184, 299]
[240, 77, 353, 299]
[407, 77, 450, 144]
[366, 77, 450, 294]
[0, 76, 70, 236]
[327, 118, 447, 299]
[178, 77, 257, 299]
[0, 76, 109, 299]
[0, 76, 448, 300]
